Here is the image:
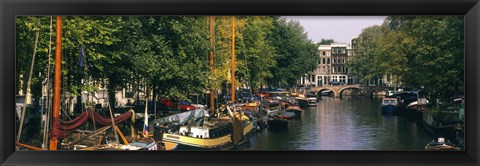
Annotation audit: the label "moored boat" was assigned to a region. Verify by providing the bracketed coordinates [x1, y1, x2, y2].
[277, 111, 296, 119]
[422, 105, 461, 136]
[381, 97, 399, 114]
[390, 91, 418, 115]
[405, 98, 429, 112]
[296, 96, 308, 108]
[425, 137, 460, 151]
[285, 105, 303, 117]
[320, 90, 333, 96]
[267, 118, 288, 131]
[120, 138, 158, 150]
[306, 91, 318, 106]
[153, 106, 253, 150]
[236, 100, 262, 111]
[307, 97, 318, 106]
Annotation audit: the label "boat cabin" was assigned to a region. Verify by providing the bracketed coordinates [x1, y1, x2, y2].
[382, 98, 399, 106]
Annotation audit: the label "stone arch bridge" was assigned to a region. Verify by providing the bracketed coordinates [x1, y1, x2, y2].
[310, 84, 394, 98]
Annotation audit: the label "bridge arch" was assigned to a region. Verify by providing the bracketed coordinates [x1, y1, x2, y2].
[310, 85, 391, 98]
[367, 87, 390, 98]
[338, 86, 362, 98]
[314, 88, 337, 98]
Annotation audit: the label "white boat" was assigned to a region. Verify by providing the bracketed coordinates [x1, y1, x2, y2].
[381, 97, 399, 113]
[405, 98, 429, 111]
[307, 97, 317, 106]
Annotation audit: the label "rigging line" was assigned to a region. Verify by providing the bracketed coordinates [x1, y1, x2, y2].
[61, 103, 72, 121]
[107, 97, 120, 147]
[43, 16, 54, 149]
[91, 106, 98, 149]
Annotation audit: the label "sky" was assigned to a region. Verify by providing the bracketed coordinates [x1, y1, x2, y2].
[284, 16, 387, 44]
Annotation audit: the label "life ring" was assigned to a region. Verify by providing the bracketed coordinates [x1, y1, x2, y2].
[254, 107, 260, 111]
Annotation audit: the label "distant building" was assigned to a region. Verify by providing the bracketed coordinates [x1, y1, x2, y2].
[298, 42, 359, 87]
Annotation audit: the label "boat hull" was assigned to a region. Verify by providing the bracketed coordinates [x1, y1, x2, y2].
[425, 138, 460, 151]
[277, 112, 296, 119]
[422, 121, 457, 136]
[267, 118, 288, 131]
[297, 99, 308, 108]
[381, 105, 398, 113]
[161, 121, 254, 150]
[285, 106, 303, 117]
[307, 97, 317, 106]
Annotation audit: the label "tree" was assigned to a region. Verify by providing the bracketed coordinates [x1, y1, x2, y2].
[268, 18, 319, 87]
[349, 16, 464, 101]
[319, 38, 335, 45]
[385, 16, 464, 101]
[236, 16, 277, 90]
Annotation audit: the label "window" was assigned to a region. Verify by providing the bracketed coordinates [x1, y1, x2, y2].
[333, 59, 336, 64]
[322, 58, 325, 64]
[323, 51, 325, 55]
[327, 58, 330, 64]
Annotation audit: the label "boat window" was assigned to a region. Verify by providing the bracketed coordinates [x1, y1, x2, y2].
[383, 99, 396, 104]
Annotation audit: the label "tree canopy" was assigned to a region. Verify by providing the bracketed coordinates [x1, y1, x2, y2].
[16, 16, 319, 105]
[349, 16, 464, 101]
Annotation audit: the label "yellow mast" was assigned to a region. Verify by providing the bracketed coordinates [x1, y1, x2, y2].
[231, 16, 236, 103]
[209, 16, 215, 115]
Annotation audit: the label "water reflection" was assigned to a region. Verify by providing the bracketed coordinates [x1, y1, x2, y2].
[243, 96, 432, 151]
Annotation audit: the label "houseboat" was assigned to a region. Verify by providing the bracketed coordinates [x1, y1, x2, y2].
[381, 97, 399, 114]
[422, 105, 461, 136]
[285, 105, 304, 117]
[153, 107, 253, 150]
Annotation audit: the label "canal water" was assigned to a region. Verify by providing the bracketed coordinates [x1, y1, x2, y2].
[241, 96, 434, 151]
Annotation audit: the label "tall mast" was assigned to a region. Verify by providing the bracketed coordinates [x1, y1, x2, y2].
[209, 16, 215, 115]
[230, 16, 236, 103]
[16, 23, 40, 144]
[49, 16, 62, 150]
[42, 16, 54, 149]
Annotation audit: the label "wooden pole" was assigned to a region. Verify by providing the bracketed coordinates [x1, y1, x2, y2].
[49, 16, 62, 150]
[16, 30, 39, 144]
[209, 16, 215, 115]
[231, 16, 236, 103]
[114, 125, 129, 146]
[16, 142, 43, 150]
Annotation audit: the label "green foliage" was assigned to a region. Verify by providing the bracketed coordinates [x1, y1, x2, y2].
[318, 38, 335, 45]
[268, 18, 319, 87]
[16, 16, 321, 104]
[349, 16, 464, 101]
[236, 16, 277, 88]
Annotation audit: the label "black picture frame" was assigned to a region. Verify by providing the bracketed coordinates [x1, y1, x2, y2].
[1, 0, 479, 166]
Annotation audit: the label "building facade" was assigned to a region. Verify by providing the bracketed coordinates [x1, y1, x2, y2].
[298, 42, 359, 87]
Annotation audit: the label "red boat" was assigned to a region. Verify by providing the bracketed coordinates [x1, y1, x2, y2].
[277, 111, 296, 119]
[285, 106, 303, 117]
